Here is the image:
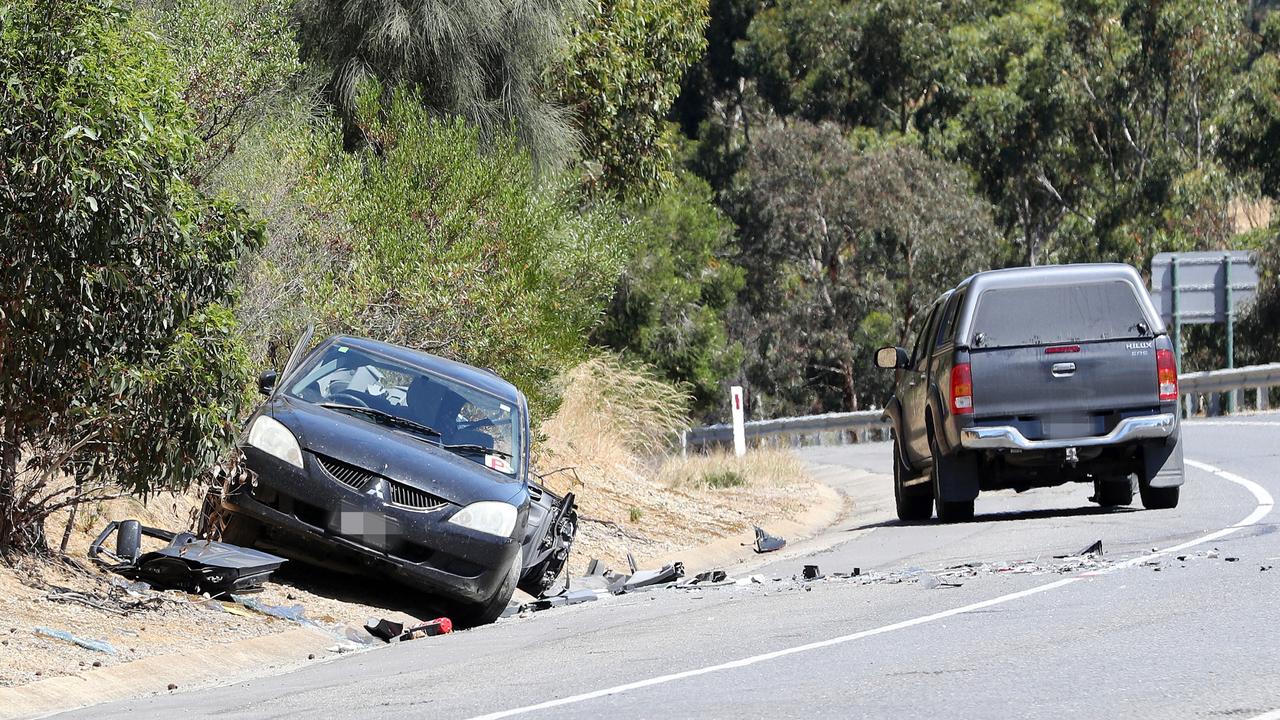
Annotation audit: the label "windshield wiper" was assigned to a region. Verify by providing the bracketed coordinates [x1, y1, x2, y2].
[442, 444, 512, 459]
[319, 403, 442, 439]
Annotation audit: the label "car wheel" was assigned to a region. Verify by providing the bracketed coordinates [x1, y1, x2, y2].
[454, 548, 520, 628]
[893, 438, 933, 522]
[218, 512, 262, 547]
[930, 431, 974, 523]
[1094, 475, 1135, 507]
[1139, 483, 1180, 510]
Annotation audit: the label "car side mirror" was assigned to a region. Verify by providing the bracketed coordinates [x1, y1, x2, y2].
[258, 370, 278, 396]
[874, 346, 910, 370]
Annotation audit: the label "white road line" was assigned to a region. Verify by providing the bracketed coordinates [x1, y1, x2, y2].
[467, 459, 1275, 720]
[1186, 420, 1280, 427]
[1247, 710, 1280, 720]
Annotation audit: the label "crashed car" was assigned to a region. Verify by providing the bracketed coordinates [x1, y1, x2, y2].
[208, 328, 577, 625]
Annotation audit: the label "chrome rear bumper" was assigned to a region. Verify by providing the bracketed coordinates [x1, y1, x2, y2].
[959, 413, 1177, 451]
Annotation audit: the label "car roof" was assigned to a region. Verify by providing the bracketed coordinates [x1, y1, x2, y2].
[323, 335, 524, 406]
[956, 262, 1146, 294]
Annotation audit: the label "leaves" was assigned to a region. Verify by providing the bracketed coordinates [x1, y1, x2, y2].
[0, 0, 260, 551]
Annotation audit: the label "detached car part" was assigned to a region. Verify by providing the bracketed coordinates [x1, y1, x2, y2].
[89, 519, 285, 596]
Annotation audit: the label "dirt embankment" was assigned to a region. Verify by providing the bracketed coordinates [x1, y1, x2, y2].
[0, 358, 828, 693]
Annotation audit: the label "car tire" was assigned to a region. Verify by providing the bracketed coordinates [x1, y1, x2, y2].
[1139, 483, 1180, 510]
[454, 548, 520, 628]
[893, 438, 933, 522]
[1094, 476, 1135, 507]
[218, 512, 262, 547]
[930, 431, 974, 523]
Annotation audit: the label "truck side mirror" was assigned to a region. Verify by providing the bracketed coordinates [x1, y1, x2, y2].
[258, 370, 279, 396]
[874, 346, 910, 370]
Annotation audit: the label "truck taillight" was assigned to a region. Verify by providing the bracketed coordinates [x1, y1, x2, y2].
[951, 363, 974, 415]
[1156, 349, 1178, 402]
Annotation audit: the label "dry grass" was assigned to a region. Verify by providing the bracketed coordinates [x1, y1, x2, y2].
[537, 356, 819, 574]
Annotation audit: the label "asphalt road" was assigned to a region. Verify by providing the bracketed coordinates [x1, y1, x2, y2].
[56, 415, 1280, 719]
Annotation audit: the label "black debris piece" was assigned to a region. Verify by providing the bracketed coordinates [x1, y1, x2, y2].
[626, 552, 638, 574]
[364, 618, 405, 642]
[1262, 565, 1272, 572]
[89, 520, 285, 596]
[1077, 540, 1104, 557]
[622, 562, 685, 592]
[802, 565, 822, 580]
[754, 526, 786, 554]
[1225, 556, 1239, 562]
[692, 570, 727, 584]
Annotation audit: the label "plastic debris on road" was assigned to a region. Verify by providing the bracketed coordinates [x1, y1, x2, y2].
[33, 627, 117, 655]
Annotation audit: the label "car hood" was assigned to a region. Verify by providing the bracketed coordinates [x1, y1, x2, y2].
[268, 397, 524, 507]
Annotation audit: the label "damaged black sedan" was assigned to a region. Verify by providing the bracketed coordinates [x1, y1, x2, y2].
[208, 330, 576, 625]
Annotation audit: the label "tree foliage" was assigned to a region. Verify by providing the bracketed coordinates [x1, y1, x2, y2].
[0, 0, 262, 552]
[139, 0, 303, 180]
[727, 121, 997, 415]
[556, 0, 710, 195]
[303, 87, 627, 419]
[593, 170, 744, 415]
[297, 0, 580, 170]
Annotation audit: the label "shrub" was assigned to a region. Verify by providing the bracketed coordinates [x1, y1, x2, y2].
[0, 0, 261, 553]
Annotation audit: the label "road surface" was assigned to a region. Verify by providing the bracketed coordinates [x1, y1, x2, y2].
[56, 415, 1280, 719]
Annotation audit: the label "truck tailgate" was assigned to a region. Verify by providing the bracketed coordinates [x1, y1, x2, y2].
[969, 339, 1159, 439]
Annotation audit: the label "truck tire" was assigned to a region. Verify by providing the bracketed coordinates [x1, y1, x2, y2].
[454, 548, 520, 628]
[893, 438, 933, 522]
[1139, 483, 1180, 510]
[1094, 476, 1134, 507]
[929, 432, 974, 523]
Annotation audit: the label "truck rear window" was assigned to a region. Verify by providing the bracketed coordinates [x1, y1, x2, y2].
[969, 281, 1150, 348]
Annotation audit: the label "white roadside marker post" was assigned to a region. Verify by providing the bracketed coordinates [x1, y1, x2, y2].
[731, 385, 746, 458]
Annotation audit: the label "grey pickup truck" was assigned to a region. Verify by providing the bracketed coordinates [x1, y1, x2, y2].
[875, 264, 1183, 523]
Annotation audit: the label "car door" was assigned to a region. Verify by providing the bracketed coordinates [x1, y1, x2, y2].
[902, 299, 944, 463]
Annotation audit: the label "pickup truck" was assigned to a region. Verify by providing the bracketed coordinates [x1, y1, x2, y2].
[875, 264, 1184, 522]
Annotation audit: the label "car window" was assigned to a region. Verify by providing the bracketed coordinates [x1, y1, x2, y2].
[934, 290, 963, 350]
[970, 281, 1150, 348]
[911, 302, 941, 371]
[286, 343, 522, 474]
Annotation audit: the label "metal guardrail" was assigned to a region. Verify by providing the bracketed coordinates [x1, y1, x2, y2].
[683, 410, 890, 453]
[1179, 362, 1279, 414]
[684, 363, 1280, 453]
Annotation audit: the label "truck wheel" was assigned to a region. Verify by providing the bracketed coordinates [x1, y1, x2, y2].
[1094, 476, 1134, 507]
[894, 438, 933, 522]
[929, 432, 974, 523]
[1139, 483, 1180, 510]
[454, 548, 520, 628]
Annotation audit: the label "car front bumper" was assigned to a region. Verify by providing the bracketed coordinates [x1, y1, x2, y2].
[229, 446, 519, 604]
[959, 413, 1177, 451]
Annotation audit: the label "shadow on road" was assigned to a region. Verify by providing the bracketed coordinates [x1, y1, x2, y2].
[847, 504, 1141, 532]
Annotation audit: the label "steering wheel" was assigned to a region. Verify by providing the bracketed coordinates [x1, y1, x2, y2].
[458, 418, 495, 432]
[330, 390, 371, 408]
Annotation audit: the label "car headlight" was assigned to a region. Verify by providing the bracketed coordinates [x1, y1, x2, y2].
[448, 501, 517, 538]
[247, 415, 303, 468]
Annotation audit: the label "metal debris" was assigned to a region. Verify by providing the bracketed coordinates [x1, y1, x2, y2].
[802, 565, 822, 580]
[753, 526, 786, 553]
[33, 627, 116, 655]
[89, 520, 285, 596]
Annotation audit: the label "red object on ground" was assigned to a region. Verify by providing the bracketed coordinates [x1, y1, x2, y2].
[402, 617, 452, 640]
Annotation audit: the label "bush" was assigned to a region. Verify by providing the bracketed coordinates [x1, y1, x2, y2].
[0, 0, 261, 553]
[301, 87, 629, 418]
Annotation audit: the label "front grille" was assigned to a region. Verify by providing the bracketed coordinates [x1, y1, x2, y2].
[388, 480, 448, 511]
[315, 454, 375, 490]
